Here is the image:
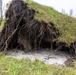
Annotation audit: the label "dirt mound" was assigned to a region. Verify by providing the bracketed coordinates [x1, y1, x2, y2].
[0, 0, 76, 57]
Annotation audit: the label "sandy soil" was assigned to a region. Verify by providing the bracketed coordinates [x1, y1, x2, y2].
[6, 48, 72, 66]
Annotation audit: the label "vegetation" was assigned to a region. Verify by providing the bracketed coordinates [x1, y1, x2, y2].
[24, 0, 76, 45]
[0, 0, 76, 75]
[0, 53, 76, 75]
[0, 19, 5, 32]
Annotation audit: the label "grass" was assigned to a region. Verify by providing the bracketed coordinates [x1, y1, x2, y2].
[0, 53, 76, 75]
[24, 0, 76, 45]
[0, 19, 5, 32]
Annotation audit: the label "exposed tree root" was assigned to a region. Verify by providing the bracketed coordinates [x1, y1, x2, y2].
[0, 0, 76, 57]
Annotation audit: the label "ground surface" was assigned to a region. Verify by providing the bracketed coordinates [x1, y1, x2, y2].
[6, 49, 72, 66]
[0, 50, 76, 75]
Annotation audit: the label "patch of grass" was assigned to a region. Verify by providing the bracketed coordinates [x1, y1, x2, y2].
[23, 0, 76, 45]
[0, 19, 5, 32]
[0, 53, 76, 75]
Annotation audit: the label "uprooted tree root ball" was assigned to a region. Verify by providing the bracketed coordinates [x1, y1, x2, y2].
[0, 0, 76, 57]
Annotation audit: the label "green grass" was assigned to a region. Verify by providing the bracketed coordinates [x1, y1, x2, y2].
[0, 19, 5, 32]
[23, 0, 76, 45]
[0, 53, 76, 75]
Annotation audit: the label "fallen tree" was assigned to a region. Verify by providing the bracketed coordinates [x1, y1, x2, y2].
[0, 0, 76, 57]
